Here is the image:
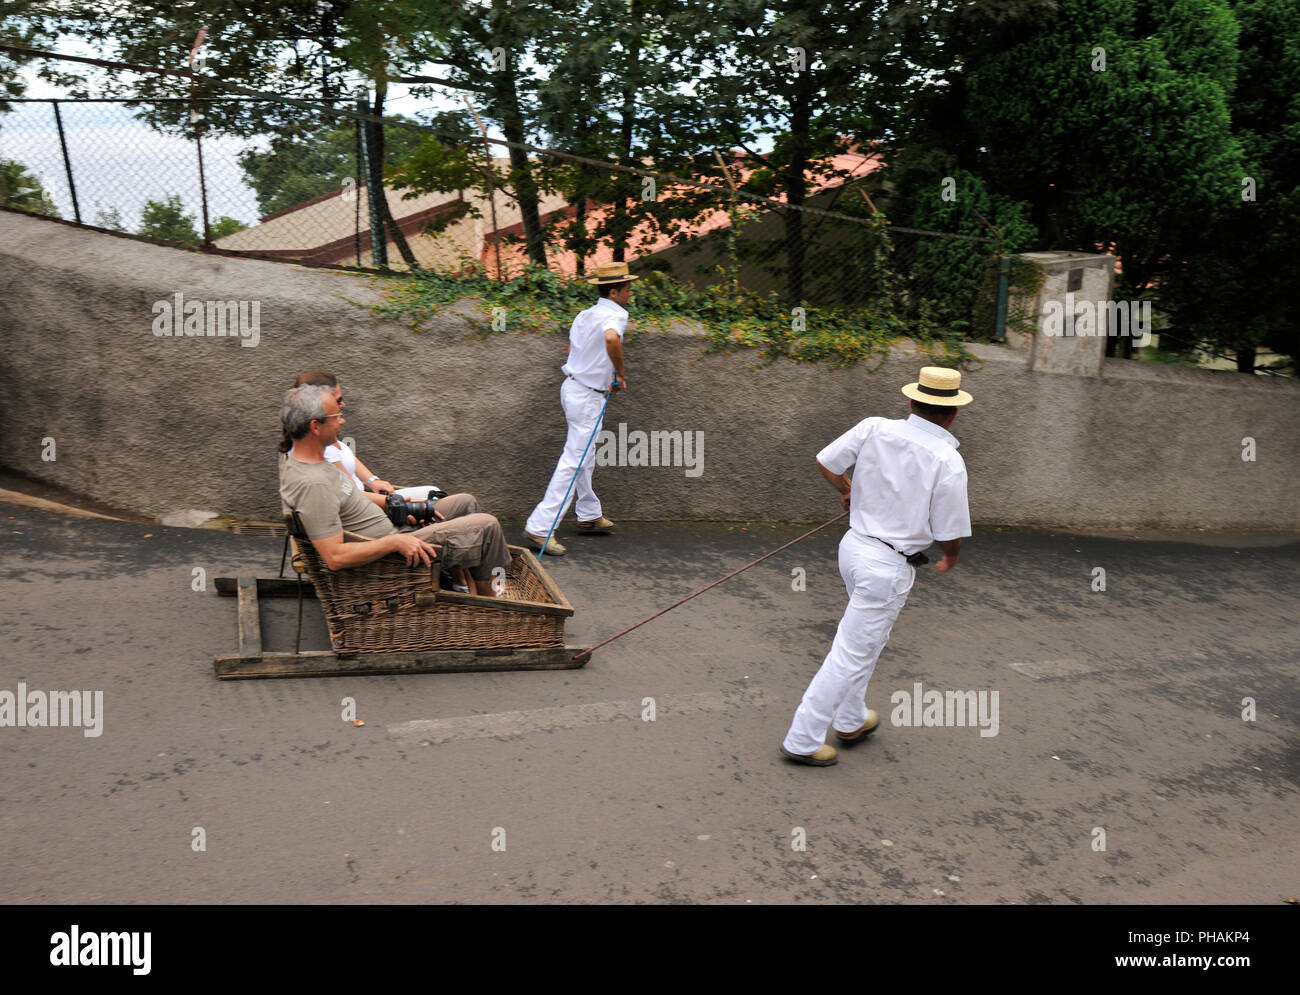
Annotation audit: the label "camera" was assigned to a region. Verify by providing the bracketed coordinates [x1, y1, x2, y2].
[384, 489, 448, 528]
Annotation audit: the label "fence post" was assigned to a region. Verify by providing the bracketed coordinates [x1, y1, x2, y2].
[994, 254, 1011, 342]
[188, 29, 212, 247]
[353, 112, 362, 267]
[356, 87, 387, 267]
[51, 100, 81, 224]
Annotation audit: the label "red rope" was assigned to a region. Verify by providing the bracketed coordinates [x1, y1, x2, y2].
[573, 511, 848, 660]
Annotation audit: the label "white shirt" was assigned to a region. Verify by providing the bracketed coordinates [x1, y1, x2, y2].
[323, 440, 365, 492]
[561, 297, 627, 390]
[817, 414, 971, 555]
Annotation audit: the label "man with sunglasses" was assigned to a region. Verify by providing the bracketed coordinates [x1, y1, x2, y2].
[283, 371, 438, 512]
[278, 384, 512, 596]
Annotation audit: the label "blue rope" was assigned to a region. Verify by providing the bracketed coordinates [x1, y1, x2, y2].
[536, 376, 618, 556]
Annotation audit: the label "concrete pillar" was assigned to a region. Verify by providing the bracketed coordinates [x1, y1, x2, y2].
[1005, 251, 1117, 376]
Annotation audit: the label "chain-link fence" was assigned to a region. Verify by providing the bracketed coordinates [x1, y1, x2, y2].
[0, 96, 365, 260]
[0, 54, 1015, 353]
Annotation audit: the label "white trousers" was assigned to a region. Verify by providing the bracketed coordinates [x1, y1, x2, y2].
[524, 377, 608, 536]
[782, 531, 915, 755]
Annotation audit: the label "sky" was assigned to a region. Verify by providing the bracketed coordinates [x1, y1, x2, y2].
[1, 38, 468, 232]
[0, 98, 262, 228]
[1, 30, 766, 235]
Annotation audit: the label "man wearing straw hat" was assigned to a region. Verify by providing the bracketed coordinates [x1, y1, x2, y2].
[780, 367, 973, 766]
[521, 262, 635, 556]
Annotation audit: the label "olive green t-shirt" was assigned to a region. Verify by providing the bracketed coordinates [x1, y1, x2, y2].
[279, 454, 395, 540]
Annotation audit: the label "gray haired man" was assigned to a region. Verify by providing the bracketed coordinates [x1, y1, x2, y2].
[278, 384, 512, 596]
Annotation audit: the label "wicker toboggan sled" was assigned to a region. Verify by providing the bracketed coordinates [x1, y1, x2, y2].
[213, 512, 590, 679]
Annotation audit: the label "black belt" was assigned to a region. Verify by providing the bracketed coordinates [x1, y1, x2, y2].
[565, 374, 608, 395]
[866, 534, 930, 566]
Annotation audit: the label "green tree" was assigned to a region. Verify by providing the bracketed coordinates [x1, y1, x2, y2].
[528, 0, 737, 271]
[209, 215, 249, 238]
[397, 0, 557, 267]
[92, 201, 126, 231]
[678, 0, 915, 304]
[884, 168, 1039, 337]
[954, 0, 1246, 356]
[0, 158, 60, 216]
[1, 2, 82, 114]
[1159, 0, 1300, 371]
[137, 194, 199, 244]
[239, 121, 424, 218]
[44, 0, 452, 266]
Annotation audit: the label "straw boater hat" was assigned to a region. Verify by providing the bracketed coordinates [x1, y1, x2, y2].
[588, 261, 639, 285]
[901, 366, 973, 406]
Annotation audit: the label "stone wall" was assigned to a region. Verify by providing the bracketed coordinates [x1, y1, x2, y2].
[2, 209, 1296, 529]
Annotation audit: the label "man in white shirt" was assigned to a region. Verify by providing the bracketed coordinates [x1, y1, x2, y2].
[780, 367, 974, 766]
[522, 262, 634, 556]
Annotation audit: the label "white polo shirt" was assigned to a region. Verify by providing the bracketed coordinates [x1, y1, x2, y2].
[561, 297, 627, 390]
[817, 414, 971, 556]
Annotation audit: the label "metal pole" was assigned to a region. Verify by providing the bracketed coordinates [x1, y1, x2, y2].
[994, 255, 1011, 342]
[188, 29, 211, 247]
[353, 114, 362, 267]
[356, 88, 387, 266]
[51, 100, 81, 224]
[535, 376, 619, 558]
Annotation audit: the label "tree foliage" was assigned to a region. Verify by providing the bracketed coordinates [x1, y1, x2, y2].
[0, 157, 60, 216]
[137, 193, 199, 243]
[240, 120, 423, 218]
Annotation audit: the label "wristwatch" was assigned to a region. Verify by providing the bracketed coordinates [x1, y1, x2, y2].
[366, 475, 379, 485]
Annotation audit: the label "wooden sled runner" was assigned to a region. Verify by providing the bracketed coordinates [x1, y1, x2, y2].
[213, 513, 590, 679]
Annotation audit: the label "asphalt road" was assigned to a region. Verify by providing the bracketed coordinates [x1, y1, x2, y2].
[1, 503, 1296, 904]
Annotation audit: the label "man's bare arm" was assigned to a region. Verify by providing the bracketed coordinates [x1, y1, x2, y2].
[310, 531, 437, 571]
[818, 459, 851, 510]
[604, 328, 626, 391]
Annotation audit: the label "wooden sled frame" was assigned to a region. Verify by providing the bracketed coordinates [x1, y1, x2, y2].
[214, 541, 591, 680]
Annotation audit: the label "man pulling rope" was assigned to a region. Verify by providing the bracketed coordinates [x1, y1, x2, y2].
[779, 366, 974, 766]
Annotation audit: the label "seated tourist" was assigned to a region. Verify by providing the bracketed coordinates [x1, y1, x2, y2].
[278, 384, 512, 598]
[283, 371, 441, 510]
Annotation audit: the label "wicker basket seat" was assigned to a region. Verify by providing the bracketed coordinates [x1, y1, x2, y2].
[285, 512, 572, 654]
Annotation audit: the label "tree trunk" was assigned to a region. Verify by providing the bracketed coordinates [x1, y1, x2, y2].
[572, 116, 595, 275]
[612, 4, 641, 265]
[782, 80, 812, 304]
[1236, 344, 1256, 373]
[494, 63, 547, 268]
[573, 190, 590, 275]
[368, 81, 418, 268]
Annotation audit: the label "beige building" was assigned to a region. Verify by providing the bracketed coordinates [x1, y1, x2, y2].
[215, 157, 572, 272]
[216, 148, 884, 279]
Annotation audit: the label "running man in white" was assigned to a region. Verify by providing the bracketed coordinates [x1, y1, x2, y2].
[781, 367, 973, 766]
[522, 262, 634, 556]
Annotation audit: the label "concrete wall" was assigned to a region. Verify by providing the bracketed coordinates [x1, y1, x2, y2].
[2, 209, 1297, 530]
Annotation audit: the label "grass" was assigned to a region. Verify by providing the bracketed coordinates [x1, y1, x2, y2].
[364, 262, 976, 370]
